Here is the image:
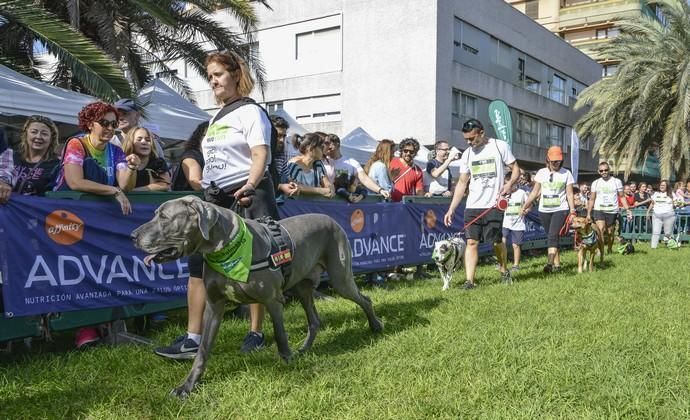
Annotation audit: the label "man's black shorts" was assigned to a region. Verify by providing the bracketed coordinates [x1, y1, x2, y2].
[592, 210, 618, 227]
[464, 208, 504, 244]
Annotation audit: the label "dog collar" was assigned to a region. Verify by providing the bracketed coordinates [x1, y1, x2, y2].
[204, 218, 253, 282]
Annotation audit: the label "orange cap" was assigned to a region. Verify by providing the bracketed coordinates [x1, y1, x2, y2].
[547, 146, 563, 161]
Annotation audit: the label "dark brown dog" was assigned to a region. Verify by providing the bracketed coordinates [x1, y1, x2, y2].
[570, 216, 605, 273]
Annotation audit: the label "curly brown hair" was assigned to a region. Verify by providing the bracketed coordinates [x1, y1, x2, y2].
[78, 102, 119, 132]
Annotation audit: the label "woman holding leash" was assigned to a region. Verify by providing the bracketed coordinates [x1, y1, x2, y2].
[521, 146, 576, 273]
[156, 50, 278, 359]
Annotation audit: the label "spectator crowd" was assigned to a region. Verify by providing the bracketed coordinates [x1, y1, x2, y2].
[1, 50, 689, 357]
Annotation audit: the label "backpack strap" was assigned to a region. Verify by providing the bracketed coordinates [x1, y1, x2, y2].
[210, 97, 257, 125]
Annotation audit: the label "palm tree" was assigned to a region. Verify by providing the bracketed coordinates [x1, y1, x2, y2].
[574, 0, 690, 180]
[0, 0, 269, 102]
[0, 0, 132, 100]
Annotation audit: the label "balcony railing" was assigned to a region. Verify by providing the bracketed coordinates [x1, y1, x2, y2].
[559, 0, 642, 29]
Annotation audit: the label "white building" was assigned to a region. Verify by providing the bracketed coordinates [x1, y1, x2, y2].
[177, 0, 602, 172]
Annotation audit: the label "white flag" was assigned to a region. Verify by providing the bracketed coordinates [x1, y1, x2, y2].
[570, 129, 580, 182]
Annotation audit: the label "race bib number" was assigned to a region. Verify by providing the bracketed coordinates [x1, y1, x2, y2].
[506, 203, 521, 215]
[470, 158, 496, 179]
[543, 194, 560, 208]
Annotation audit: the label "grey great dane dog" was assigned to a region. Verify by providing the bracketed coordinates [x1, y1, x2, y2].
[131, 196, 383, 397]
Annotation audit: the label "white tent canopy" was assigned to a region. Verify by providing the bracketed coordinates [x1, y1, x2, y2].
[137, 79, 211, 142]
[0, 64, 95, 126]
[339, 127, 379, 164]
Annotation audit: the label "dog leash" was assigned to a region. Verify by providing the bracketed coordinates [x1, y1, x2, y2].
[461, 195, 509, 233]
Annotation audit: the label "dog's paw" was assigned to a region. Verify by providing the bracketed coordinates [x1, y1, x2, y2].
[170, 384, 193, 399]
[370, 318, 384, 333]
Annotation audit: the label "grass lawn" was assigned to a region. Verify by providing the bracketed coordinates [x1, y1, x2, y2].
[1, 243, 689, 419]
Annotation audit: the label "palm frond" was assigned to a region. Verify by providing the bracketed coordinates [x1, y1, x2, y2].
[0, 0, 131, 100]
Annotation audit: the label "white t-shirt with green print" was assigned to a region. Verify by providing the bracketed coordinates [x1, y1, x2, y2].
[591, 177, 623, 213]
[502, 188, 528, 231]
[201, 104, 272, 190]
[459, 138, 516, 209]
[534, 167, 575, 213]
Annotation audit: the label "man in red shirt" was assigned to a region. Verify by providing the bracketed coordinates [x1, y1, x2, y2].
[388, 137, 428, 279]
[389, 137, 425, 202]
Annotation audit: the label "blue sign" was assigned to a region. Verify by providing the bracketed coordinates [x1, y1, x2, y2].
[1, 196, 189, 317]
[1, 196, 549, 317]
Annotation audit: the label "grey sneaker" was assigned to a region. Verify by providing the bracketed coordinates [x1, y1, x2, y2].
[240, 331, 265, 353]
[154, 335, 199, 360]
[543, 264, 553, 273]
[510, 265, 520, 272]
[501, 270, 512, 284]
[463, 281, 476, 290]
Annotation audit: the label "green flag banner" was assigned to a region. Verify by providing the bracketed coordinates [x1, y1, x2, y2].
[488, 99, 513, 146]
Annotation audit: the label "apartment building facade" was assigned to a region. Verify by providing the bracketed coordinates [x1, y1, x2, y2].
[507, 0, 662, 77]
[176, 0, 602, 172]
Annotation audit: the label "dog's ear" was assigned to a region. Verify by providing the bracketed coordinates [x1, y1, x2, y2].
[188, 198, 218, 241]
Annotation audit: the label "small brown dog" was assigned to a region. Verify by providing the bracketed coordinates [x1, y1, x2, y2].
[570, 216, 605, 273]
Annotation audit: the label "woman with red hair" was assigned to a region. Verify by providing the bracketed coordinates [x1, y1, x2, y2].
[54, 102, 138, 214]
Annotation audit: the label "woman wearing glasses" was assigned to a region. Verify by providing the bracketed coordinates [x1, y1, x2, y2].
[54, 102, 137, 215]
[522, 146, 576, 273]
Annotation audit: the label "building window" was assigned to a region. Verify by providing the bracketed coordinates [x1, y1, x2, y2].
[518, 58, 525, 82]
[550, 74, 566, 104]
[462, 94, 477, 119]
[525, 0, 539, 19]
[546, 123, 564, 148]
[267, 102, 283, 114]
[596, 27, 619, 40]
[602, 64, 618, 77]
[525, 76, 541, 94]
[295, 26, 340, 60]
[516, 112, 539, 146]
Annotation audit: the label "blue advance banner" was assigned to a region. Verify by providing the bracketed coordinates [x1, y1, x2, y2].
[1, 196, 549, 317]
[1, 196, 189, 317]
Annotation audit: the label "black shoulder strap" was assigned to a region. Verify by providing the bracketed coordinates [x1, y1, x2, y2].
[210, 97, 257, 125]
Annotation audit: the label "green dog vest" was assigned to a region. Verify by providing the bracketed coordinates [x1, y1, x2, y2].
[204, 218, 253, 282]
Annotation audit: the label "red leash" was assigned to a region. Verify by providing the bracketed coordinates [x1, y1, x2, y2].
[462, 196, 509, 232]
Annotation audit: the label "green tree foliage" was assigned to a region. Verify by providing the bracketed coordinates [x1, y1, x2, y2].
[0, 0, 269, 102]
[575, 0, 690, 179]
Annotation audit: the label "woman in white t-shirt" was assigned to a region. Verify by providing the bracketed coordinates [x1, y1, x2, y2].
[522, 146, 575, 273]
[646, 180, 677, 248]
[157, 51, 276, 360]
[502, 177, 530, 271]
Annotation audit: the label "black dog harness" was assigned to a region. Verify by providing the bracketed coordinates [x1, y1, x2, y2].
[439, 239, 464, 271]
[247, 217, 294, 283]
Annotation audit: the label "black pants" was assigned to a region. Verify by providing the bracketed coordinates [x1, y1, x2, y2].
[539, 210, 568, 248]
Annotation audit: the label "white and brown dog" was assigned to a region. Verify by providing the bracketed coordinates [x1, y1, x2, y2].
[431, 236, 466, 290]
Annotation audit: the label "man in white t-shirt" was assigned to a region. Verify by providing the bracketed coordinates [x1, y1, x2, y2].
[586, 161, 632, 253]
[323, 134, 391, 200]
[444, 119, 520, 289]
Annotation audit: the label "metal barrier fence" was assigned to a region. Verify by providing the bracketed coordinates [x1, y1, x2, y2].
[618, 208, 690, 242]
